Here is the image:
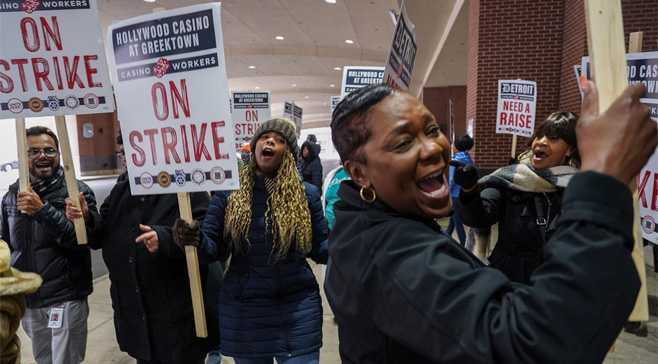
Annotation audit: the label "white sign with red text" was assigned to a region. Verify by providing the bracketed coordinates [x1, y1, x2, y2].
[232, 91, 270, 152]
[582, 52, 658, 243]
[495, 80, 537, 137]
[0, 0, 115, 118]
[107, 3, 238, 195]
[283, 102, 302, 138]
[382, 0, 416, 91]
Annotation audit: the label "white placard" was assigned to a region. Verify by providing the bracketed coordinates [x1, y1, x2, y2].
[583, 52, 658, 243]
[382, 0, 417, 91]
[340, 66, 384, 98]
[0, 0, 115, 118]
[330, 95, 341, 116]
[232, 91, 270, 151]
[283, 102, 302, 138]
[495, 80, 537, 137]
[107, 3, 238, 195]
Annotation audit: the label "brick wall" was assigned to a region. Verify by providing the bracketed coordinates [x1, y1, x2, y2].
[467, 0, 658, 168]
[466, 0, 480, 159]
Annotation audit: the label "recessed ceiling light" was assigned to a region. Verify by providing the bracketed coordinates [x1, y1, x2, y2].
[275, 36, 284, 40]
[325, 0, 337, 3]
[248, 65, 255, 69]
[254, 86, 260, 90]
[333, 67, 341, 71]
[323, 103, 327, 106]
[144, 0, 156, 2]
[292, 84, 297, 87]
[345, 39, 354, 44]
[305, 96, 310, 99]
[330, 84, 335, 87]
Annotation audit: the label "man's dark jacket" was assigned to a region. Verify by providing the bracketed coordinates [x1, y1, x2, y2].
[0, 174, 95, 308]
[85, 180, 220, 362]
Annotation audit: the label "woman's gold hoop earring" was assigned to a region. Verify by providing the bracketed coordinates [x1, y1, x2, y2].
[360, 185, 376, 203]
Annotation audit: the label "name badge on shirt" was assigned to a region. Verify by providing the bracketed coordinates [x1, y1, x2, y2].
[48, 306, 64, 328]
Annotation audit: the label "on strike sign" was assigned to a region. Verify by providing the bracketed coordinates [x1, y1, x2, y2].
[232, 91, 270, 151]
[495, 80, 537, 137]
[107, 3, 238, 195]
[0, 0, 115, 118]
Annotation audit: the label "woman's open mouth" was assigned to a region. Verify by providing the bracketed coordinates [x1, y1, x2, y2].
[262, 148, 275, 158]
[417, 171, 448, 198]
[533, 149, 549, 161]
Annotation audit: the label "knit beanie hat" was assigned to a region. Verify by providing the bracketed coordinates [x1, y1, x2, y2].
[250, 118, 299, 160]
[454, 134, 474, 152]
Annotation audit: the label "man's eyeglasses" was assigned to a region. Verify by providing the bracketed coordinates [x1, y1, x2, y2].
[116, 150, 125, 158]
[27, 148, 58, 158]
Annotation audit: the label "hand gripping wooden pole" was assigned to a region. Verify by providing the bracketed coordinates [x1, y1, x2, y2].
[16, 118, 30, 193]
[54, 116, 87, 245]
[177, 192, 208, 338]
[584, 1, 649, 326]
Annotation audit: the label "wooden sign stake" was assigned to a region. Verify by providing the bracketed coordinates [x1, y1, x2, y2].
[16, 118, 30, 193]
[625, 31, 649, 322]
[54, 116, 87, 245]
[584, 0, 649, 346]
[177, 192, 208, 338]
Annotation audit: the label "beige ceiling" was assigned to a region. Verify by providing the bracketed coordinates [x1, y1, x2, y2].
[97, 0, 468, 128]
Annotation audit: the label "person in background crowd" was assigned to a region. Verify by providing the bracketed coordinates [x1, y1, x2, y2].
[0, 240, 42, 364]
[455, 111, 580, 284]
[322, 163, 350, 232]
[324, 82, 655, 363]
[0, 126, 96, 364]
[173, 118, 329, 364]
[445, 134, 474, 246]
[301, 140, 323, 190]
[240, 144, 251, 166]
[65, 133, 221, 364]
[306, 134, 317, 144]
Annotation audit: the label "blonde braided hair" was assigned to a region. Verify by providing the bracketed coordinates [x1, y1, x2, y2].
[223, 146, 312, 260]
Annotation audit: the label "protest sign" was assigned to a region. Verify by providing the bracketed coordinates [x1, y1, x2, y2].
[232, 91, 270, 151]
[1, 0, 115, 245]
[0, 0, 115, 118]
[107, 3, 237, 196]
[331, 95, 341, 115]
[495, 80, 537, 137]
[382, 0, 417, 91]
[340, 66, 384, 98]
[283, 102, 302, 138]
[582, 52, 658, 244]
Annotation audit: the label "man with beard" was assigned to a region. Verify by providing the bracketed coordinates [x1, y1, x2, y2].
[0, 126, 97, 364]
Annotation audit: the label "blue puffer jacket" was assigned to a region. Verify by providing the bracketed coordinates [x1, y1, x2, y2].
[199, 175, 329, 359]
[449, 151, 474, 197]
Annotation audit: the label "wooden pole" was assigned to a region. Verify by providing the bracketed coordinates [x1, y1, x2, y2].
[625, 31, 649, 322]
[177, 192, 208, 338]
[54, 116, 87, 245]
[511, 134, 517, 159]
[584, 1, 648, 327]
[16, 118, 30, 193]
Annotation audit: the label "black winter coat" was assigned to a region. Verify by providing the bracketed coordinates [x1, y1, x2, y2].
[1, 175, 94, 308]
[459, 185, 563, 284]
[199, 176, 328, 358]
[325, 174, 638, 364]
[86, 180, 220, 362]
[301, 141, 323, 190]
